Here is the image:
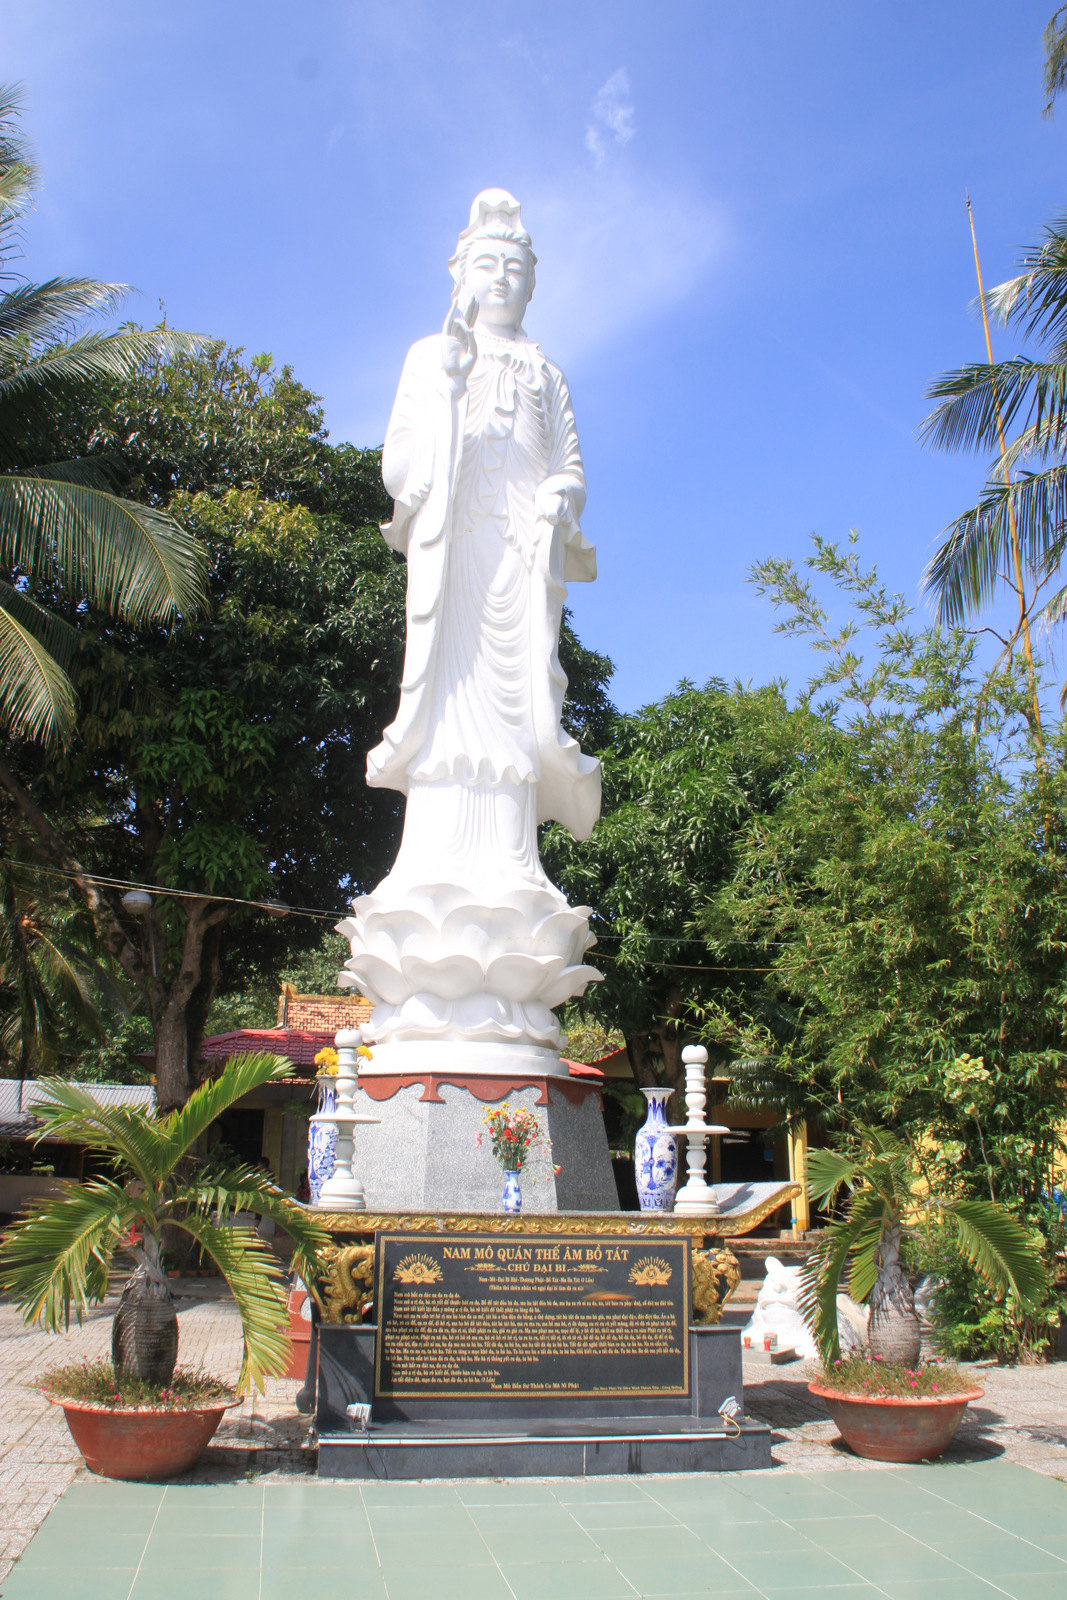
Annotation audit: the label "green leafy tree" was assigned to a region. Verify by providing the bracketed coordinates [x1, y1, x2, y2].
[0, 1053, 328, 1390]
[543, 680, 805, 1095]
[0, 82, 206, 746]
[2, 342, 615, 1107]
[718, 536, 1067, 1349]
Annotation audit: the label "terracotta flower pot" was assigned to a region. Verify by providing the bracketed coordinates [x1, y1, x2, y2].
[808, 1381, 984, 1463]
[49, 1397, 237, 1480]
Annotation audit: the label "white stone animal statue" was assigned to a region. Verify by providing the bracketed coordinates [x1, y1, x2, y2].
[338, 189, 602, 1077]
[742, 1255, 867, 1361]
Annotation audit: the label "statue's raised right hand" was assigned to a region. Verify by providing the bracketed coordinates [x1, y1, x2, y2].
[442, 295, 478, 385]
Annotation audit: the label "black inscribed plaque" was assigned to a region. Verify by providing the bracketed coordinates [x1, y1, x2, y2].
[373, 1231, 690, 1399]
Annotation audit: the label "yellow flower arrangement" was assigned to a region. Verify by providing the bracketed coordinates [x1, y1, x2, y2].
[313, 1044, 372, 1075]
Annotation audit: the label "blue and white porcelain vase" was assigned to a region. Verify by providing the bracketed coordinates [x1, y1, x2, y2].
[307, 1075, 338, 1205]
[635, 1087, 678, 1211]
[502, 1168, 522, 1215]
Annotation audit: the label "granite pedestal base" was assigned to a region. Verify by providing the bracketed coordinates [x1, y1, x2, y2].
[345, 1069, 618, 1213]
[314, 1323, 772, 1478]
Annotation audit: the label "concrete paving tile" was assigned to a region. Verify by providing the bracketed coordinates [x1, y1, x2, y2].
[877, 1582, 1012, 1600]
[499, 1559, 639, 1600]
[997, 1579, 1067, 1600]
[261, 1574, 387, 1600]
[130, 1568, 258, 1600]
[483, 1527, 603, 1564]
[261, 1529, 378, 1564]
[0, 1566, 137, 1600]
[13, 1527, 149, 1572]
[780, 1514, 901, 1550]
[606, 1550, 754, 1593]
[721, 1544, 873, 1590]
[761, 1590, 882, 1600]
[135, 1532, 261, 1573]
[567, 1500, 681, 1530]
[590, 1529, 712, 1564]
[932, 1538, 1067, 1578]
[372, 1528, 495, 1569]
[383, 1565, 515, 1600]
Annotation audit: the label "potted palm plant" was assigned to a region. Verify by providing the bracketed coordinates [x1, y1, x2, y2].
[801, 1127, 1043, 1462]
[0, 1053, 329, 1479]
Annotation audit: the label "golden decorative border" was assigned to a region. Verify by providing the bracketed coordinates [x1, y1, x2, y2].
[314, 1187, 800, 1242]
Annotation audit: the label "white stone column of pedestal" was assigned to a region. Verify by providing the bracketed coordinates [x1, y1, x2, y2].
[670, 1044, 729, 1217]
[313, 1029, 379, 1211]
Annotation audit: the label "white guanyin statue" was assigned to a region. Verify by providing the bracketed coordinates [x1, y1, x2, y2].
[338, 190, 603, 1072]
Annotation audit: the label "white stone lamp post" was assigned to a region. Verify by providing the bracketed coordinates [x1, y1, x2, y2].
[669, 1045, 729, 1217]
[313, 1029, 379, 1211]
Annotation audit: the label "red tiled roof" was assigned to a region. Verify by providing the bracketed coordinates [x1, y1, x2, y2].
[199, 1028, 340, 1068]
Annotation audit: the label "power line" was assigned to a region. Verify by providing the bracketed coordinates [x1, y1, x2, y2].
[18, 862, 780, 974]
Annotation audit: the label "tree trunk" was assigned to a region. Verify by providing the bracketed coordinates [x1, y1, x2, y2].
[112, 1237, 178, 1386]
[152, 899, 231, 1111]
[868, 1226, 922, 1365]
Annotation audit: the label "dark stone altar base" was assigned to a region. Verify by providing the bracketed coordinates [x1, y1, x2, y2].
[315, 1324, 772, 1478]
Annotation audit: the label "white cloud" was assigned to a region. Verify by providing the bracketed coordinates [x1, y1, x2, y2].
[522, 166, 731, 370]
[586, 68, 635, 166]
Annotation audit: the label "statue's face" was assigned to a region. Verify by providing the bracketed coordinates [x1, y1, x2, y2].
[463, 236, 532, 332]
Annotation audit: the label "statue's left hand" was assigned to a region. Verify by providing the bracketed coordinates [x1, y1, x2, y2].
[534, 483, 570, 527]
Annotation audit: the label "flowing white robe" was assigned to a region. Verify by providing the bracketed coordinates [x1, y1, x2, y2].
[368, 329, 600, 841]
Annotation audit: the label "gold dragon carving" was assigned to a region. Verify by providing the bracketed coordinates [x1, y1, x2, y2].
[691, 1247, 742, 1325]
[319, 1243, 375, 1324]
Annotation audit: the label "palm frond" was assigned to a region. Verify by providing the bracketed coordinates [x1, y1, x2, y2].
[922, 463, 1067, 626]
[28, 1079, 167, 1189]
[921, 357, 1067, 457]
[0, 326, 208, 406]
[19, 455, 128, 491]
[799, 1209, 871, 1365]
[845, 1210, 890, 1305]
[0, 579, 78, 661]
[803, 1145, 859, 1207]
[0, 81, 36, 228]
[183, 1158, 330, 1286]
[0, 1177, 134, 1330]
[0, 595, 75, 743]
[940, 1197, 1046, 1310]
[0, 278, 128, 348]
[987, 217, 1067, 345]
[0, 476, 207, 622]
[170, 1211, 292, 1392]
[157, 1054, 295, 1174]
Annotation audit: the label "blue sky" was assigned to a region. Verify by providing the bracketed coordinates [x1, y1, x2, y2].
[3, 2, 1064, 711]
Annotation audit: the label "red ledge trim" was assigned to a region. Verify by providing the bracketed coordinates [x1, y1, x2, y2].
[356, 1072, 601, 1109]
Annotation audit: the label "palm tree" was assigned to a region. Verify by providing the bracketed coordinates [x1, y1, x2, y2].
[921, 210, 1067, 728]
[0, 1053, 329, 1392]
[800, 1128, 1043, 1366]
[0, 81, 207, 746]
[0, 838, 126, 1075]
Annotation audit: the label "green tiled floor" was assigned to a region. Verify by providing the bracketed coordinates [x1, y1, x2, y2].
[3, 1460, 1067, 1600]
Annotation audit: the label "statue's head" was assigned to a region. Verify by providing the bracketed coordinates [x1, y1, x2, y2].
[449, 188, 536, 334]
